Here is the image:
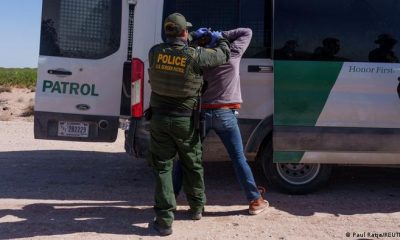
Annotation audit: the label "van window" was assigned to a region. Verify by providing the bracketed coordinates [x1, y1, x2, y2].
[40, 0, 121, 59]
[163, 0, 272, 58]
[274, 0, 400, 62]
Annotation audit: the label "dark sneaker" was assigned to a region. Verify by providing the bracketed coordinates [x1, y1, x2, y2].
[249, 197, 269, 215]
[153, 221, 173, 236]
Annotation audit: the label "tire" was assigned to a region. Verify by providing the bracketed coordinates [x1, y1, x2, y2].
[257, 134, 332, 194]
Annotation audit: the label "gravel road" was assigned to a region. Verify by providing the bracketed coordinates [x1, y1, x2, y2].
[0, 121, 399, 240]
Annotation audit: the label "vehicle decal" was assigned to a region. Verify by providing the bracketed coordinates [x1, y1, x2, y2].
[274, 151, 400, 164]
[316, 62, 400, 128]
[42, 80, 99, 97]
[274, 61, 400, 162]
[273, 151, 305, 163]
[274, 60, 343, 126]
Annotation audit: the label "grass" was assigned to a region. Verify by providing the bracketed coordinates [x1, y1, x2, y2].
[0, 68, 37, 88]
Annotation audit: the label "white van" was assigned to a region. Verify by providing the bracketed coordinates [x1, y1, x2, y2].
[34, 0, 400, 193]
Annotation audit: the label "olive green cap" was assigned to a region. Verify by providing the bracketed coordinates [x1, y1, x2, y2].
[164, 13, 192, 37]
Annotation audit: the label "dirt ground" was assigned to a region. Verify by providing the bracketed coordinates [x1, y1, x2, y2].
[0, 88, 399, 240]
[0, 88, 35, 122]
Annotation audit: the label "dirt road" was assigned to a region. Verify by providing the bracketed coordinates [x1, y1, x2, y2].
[0, 121, 399, 240]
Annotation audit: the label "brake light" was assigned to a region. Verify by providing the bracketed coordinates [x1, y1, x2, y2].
[131, 58, 144, 118]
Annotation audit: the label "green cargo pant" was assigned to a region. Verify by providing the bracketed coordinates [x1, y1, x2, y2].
[147, 113, 206, 227]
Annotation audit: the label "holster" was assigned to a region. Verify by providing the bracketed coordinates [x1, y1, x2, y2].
[193, 112, 200, 130]
[199, 112, 206, 142]
[193, 97, 201, 130]
[144, 107, 152, 121]
[193, 97, 206, 141]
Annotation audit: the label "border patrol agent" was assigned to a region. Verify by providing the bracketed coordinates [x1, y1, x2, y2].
[147, 13, 230, 236]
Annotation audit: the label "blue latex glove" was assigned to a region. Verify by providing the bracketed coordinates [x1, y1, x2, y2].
[205, 31, 222, 48]
[193, 27, 209, 39]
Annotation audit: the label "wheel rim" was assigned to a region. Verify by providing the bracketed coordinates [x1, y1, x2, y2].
[276, 163, 321, 185]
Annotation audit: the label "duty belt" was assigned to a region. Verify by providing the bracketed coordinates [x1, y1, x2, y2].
[151, 107, 193, 117]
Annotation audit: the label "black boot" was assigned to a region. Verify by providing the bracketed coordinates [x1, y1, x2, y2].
[152, 221, 173, 236]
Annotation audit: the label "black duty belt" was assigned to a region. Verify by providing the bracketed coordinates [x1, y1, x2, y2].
[151, 107, 193, 117]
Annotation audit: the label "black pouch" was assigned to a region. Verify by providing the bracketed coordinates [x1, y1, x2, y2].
[193, 97, 202, 130]
[144, 107, 152, 121]
[199, 112, 206, 142]
[201, 80, 208, 94]
[193, 110, 199, 129]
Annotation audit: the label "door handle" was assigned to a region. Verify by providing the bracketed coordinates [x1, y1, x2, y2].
[397, 77, 400, 99]
[48, 69, 72, 76]
[248, 65, 273, 73]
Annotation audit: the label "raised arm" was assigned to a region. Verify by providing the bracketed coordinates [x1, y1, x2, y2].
[196, 38, 231, 69]
[222, 28, 253, 58]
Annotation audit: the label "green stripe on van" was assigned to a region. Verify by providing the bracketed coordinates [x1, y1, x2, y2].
[273, 151, 305, 163]
[274, 61, 343, 126]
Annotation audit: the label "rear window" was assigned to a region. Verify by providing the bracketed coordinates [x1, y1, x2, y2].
[40, 0, 121, 59]
[163, 0, 272, 59]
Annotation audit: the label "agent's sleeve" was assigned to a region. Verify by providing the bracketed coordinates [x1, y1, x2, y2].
[222, 28, 253, 58]
[196, 38, 231, 69]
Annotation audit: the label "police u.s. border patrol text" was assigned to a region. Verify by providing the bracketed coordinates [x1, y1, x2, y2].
[155, 53, 187, 74]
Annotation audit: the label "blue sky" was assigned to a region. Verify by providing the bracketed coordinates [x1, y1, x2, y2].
[0, 0, 42, 68]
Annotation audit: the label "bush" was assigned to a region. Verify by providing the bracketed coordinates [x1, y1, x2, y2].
[0, 68, 37, 88]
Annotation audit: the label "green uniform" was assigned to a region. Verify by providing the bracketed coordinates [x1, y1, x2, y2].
[148, 37, 230, 228]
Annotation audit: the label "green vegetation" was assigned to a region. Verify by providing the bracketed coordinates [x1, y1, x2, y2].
[0, 68, 37, 88]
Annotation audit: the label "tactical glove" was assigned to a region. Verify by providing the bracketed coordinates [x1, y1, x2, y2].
[193, 27, 210, 39]
[205, 31, 222, 48]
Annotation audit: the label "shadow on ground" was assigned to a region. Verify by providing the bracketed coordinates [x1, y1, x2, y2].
[0, 150, 399, 239]
[0, 202, 156, 238]
[253, 165, 400, 216]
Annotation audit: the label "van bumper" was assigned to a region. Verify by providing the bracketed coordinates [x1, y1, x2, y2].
[34, 111, 119, 142]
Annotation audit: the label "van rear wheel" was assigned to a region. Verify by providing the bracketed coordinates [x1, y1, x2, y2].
[258, 136, 332, 194]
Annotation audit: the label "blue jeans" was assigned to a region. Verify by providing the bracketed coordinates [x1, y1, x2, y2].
[173, 109, 261, 202]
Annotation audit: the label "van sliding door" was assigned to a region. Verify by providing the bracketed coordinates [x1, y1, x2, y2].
[273, 0, 400, 164]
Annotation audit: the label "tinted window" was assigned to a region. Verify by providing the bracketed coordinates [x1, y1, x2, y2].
[40, 0, 121, 59]
[163, 0, 271, 58]
[274, 0, 400, 62]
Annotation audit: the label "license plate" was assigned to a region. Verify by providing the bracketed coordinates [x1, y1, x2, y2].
[58, 121, 89, 138]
